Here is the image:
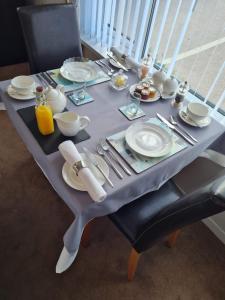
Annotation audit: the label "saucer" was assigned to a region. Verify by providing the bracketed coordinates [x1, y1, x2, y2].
[161, 92, 176, 100]
[62, 153, 109, 191]
[7, 85, 36, 101]
[179, 108, 211, 128]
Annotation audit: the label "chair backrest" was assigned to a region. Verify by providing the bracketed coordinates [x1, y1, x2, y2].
[134, 170, 225, 252]
[17, 4, 82, 74]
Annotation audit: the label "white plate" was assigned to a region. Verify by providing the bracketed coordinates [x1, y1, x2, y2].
[60, 62, 97, 82]
[129, 84, 161, 102]
[161, 92, 175, 100]
[62, 153, 109, 191]
[125, 122, 173, 157]
[7, 85, 35, 101]
[179, 108, 211, 128]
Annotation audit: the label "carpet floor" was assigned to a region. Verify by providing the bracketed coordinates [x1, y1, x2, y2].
[0, 111, 225, 300]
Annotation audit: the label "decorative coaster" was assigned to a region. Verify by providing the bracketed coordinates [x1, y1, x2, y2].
[17, 106, 90, 155]
[119, 104, 146, 121]
[67, 90, 94, 106]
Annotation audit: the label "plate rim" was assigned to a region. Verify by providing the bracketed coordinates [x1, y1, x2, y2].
[62, 153, 109, 191]
[60, 61, 97, 82]
[179, 108, 211, 128]
[125, 122, 173, 157]
[7, 85, 35, 101]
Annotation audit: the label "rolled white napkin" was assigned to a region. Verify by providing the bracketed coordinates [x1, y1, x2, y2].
[59, 141, 107, 202]
[110, 47, 140, 71]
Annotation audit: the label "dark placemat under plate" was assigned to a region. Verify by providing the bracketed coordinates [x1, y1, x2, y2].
[17, 106, 90, 155]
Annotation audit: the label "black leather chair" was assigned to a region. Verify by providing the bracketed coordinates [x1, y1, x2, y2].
[17, 4, 82, 74]
[108, 156, 225, 280]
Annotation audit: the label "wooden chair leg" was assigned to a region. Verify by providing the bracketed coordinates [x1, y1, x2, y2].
[128, 248, 140, 281]
[166, 229, 181, 248]
[81, 221, 93, 248]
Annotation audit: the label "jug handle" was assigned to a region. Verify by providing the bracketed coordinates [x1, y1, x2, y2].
[79, 116, 90, 130]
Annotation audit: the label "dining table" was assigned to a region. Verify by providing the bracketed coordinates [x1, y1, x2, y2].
[1, 60, 225, 273]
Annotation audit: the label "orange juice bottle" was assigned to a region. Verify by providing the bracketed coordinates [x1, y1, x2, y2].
[35, 86, 54, 135]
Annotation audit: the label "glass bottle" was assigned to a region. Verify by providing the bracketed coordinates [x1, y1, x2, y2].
[172, 81, 189, 108]
[35, 86, 55, 135]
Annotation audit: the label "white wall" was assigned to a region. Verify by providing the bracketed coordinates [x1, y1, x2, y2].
[203, 213, 225, 245]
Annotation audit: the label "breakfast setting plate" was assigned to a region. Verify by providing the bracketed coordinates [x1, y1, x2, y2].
[130, 83, 161, 102]
[60, 62, 98, 82]
[62, 153, 109, 191]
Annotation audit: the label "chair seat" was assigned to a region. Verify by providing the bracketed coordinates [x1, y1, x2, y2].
[109, 181, 181, 245]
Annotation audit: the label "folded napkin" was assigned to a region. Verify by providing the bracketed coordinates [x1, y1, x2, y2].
[110, 47, 140, 71]
[59, 141, 107, 202]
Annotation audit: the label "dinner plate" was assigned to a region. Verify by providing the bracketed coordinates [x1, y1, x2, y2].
[129, 84, 161, 102]
[125, 122, 173, 157]
[62, 153, 109, 191]
[60, 62, 97, 82]
[179, 108, 211, 128]
[7, 85, 35, 101]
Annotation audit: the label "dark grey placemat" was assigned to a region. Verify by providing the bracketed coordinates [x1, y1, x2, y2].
[17, 106, 90, 155]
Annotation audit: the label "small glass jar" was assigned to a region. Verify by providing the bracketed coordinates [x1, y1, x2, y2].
[138, 56, 151, 80]
[111, 69, 128, 91]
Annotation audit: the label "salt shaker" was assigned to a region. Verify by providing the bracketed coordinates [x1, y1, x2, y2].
[172, 81, 189, 109]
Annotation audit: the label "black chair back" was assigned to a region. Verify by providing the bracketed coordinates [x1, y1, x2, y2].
[17, 4, 82, 74]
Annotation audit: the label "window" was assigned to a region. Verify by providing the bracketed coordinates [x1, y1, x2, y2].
[78, 0, 225, 121]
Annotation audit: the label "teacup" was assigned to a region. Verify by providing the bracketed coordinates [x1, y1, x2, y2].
[187, 102, 209, 123]
[53, 111, 90, 137]
[11, 76, 35, 95]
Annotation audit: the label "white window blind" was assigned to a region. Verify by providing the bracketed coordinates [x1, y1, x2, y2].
[79, 0, 225, 120]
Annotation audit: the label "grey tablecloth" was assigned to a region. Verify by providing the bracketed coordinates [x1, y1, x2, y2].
[1, 70, 225, 255]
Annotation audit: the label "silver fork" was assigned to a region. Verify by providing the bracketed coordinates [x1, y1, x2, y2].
[95, 61, 113, 76]
[170, 116, 198, 143]
[99, 60, 115, 74]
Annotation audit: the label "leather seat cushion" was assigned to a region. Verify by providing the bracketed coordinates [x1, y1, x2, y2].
[109, 181, 181, 244]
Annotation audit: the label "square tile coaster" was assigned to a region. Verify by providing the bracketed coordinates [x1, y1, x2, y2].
[67, 90, 94, 106]
[119, 104, 146, 121]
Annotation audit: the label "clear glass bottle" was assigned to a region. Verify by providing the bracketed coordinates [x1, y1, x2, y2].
[35, 86, 55, 135]
[172, 81, 189, 108]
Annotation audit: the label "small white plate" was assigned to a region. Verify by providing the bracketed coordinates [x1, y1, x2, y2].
[129, 84, 161, 102]
[125, 122, 173, 157]
[7, 85, 35, 101]
[62, 153, 109, 191]
[60, 62, 97, 82]
[161, 92, 175, 100]
[179, 108, 211, 128]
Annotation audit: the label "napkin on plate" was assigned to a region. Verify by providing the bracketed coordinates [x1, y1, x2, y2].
[110, 47, 140, 71]
[58, 141, 107, 202]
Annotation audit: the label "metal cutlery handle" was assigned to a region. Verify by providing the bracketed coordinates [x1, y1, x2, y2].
[108, 149, 132, 176]
[104, 154, 123, 179]
[174, 127, 195, 146]
[176, 124, 198, 143]
[95, 61, 109, 73]
[99, 60, 111, 71]
[96, 164, 114, 188]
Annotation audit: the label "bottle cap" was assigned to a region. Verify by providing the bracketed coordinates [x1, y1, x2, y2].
[36, 86, 43, 93]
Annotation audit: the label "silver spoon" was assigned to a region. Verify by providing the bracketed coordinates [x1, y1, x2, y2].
[95, 61, 113, 76]
[96, 144, 123, 179]
[170, 116, 198, 143]
[100, 139, 132, 176]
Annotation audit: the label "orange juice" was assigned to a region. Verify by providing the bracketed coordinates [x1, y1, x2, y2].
[35, 104, 54, 135]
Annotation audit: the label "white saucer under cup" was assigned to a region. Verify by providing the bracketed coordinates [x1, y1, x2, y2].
[179, 107, 211, 128]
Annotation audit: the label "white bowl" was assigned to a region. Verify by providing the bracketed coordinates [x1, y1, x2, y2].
[187, 102, 209, 122]
[11, 76, 35, 95]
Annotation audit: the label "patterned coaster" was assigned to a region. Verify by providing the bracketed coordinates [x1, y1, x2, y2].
[119, 104, 146, 120]
[67, 90, 94, 106]
[107, 118, 188, 174]
[47, 67, 110, 93]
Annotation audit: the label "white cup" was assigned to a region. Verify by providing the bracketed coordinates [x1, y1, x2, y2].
[187, 102, 209, 122]
[11, 76, 35, 95]
[53, 111, 90, 137]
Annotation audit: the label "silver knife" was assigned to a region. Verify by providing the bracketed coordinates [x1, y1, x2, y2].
[156, 113, 195, 146]
[83, 147, 114, 188]
[107, 53, 128, 71]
